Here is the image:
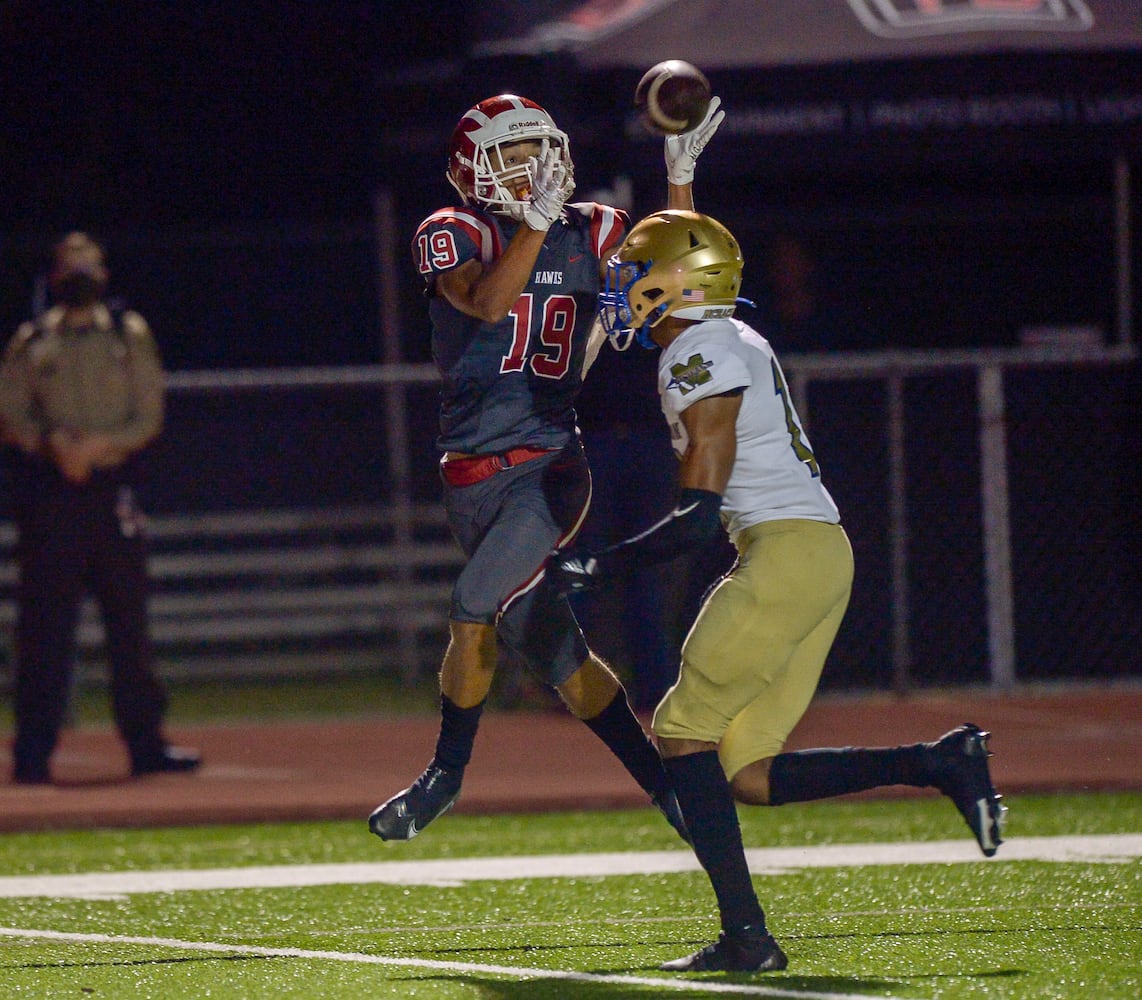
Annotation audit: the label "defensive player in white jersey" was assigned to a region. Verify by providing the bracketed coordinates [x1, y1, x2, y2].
[549, 211, 1006, 974]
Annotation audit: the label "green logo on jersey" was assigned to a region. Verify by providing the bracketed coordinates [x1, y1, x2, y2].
[667, 354, 714, 395]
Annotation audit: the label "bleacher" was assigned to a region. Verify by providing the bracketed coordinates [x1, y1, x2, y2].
[0, 503, 461, 686]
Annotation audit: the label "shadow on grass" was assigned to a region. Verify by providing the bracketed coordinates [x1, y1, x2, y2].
[401, 971, 908, 998]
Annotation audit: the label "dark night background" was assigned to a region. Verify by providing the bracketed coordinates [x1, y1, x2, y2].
[0, 2, 597, 366]
[2, 1, 1140, 367]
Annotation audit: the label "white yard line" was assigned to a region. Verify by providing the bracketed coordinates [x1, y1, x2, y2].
[0, 833, 1136, 900]
[3, 835, 1138, 999]
[0, 926, 899, 1000]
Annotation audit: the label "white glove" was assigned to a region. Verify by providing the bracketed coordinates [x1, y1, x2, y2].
[664, 95, 724, 186]
[522, 140, 568, 231]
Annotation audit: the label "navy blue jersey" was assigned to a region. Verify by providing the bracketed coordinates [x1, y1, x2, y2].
[413, 202, 628, 454]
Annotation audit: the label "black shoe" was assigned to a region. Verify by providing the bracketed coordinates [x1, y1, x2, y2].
[924, 723, 1007, 857]
[131, 745, 202, 777]
[13, 764, 51, 785]
[652, 788, 691, 845]
[368, 762, 462, 841]
[661, 924, 788, 972]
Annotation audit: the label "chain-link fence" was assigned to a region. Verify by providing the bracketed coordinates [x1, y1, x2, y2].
[0, 347, 1136, 691]
[787, 346, 1139, 690]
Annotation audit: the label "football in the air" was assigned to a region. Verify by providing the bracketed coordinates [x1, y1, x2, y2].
[634, 60, 712, 135]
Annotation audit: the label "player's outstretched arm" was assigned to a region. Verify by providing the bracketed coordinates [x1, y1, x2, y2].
[665, 96, 724, 211]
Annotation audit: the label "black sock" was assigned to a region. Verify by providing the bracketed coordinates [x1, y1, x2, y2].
[431, 695, 485, 773]
[666, 751, 766, 933]
[582, 690, 670, 800]
[768, 744, 928, 805]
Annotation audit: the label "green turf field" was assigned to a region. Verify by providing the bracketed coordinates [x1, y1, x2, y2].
[0, 792, 1138, 998]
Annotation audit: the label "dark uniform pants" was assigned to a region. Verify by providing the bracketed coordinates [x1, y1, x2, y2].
[442, 444, 592, 687]
[11, 463, 167, 772]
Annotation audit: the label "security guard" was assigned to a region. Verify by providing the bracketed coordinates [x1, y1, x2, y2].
[0, 231, 200, 784]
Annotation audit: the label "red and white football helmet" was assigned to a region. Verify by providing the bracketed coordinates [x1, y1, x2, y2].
[446, 94, 575, 220]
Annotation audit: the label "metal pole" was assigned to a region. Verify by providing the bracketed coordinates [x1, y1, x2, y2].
[373, 186, 410, 501]
[373, 187, 420, 682]
[977, 365, 1016, 690]
[886, 372, 911, 693]
[1114, 155, 1133, 346]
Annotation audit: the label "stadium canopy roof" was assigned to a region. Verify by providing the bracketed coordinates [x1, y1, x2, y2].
[466, 0, 1142, 165]
[474, 0, 1142, 68]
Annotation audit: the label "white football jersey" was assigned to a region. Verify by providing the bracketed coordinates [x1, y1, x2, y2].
[656, 317, 840, 536]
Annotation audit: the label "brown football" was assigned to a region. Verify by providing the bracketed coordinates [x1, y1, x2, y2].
[634, 60, 712, 135]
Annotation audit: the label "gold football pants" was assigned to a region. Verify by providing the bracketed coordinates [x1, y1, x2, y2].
[652, 518, 854, 781]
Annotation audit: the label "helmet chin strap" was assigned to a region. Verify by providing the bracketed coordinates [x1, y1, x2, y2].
[635, 323, 658, 350]
[635, 297, 756, 349]
[446, 169, 470, 204]
[608, 328, 637, 352]
[444, 162, 531, 219]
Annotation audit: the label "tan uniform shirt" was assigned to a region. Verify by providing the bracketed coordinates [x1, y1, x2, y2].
[0, 303, 164, 467]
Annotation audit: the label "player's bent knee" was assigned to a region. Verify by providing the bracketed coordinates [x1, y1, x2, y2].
[441, 621, 498, 704]
[556, 654, 620, 719]
[447, 620, 497, 656]
[658, 736, 718, 759]
[730, 757, 777, 806]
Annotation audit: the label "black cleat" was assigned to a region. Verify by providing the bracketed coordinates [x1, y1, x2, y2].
[368, 762, 461, 841]
[13, 757, 51, 785]
[653, 788, 692, 845]
[131, 745, 201, 777]
[925, 723, 1008, 857]
[661, 924, 788, 973]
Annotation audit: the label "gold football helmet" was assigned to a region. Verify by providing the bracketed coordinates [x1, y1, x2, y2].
[598, 210, 743, 348]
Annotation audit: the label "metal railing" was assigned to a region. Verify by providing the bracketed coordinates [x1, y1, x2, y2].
[1, 339, 1135, 689]
[784, 340, 1137, 690]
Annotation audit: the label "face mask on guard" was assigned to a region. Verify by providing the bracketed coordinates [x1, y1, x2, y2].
[52, 271, 105, 308]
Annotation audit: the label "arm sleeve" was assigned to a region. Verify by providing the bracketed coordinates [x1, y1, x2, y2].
[99, 314, 165, 452]
[0, 325, 45, 454]
[413, 208, 499, 277]
[597, 487, 722, 573]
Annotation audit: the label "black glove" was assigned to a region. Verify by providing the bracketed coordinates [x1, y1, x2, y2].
[546, 546, 606, 596]
[545, 489, 722, 597]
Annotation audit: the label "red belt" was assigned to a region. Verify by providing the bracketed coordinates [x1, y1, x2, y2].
[440, 446, 557, 487]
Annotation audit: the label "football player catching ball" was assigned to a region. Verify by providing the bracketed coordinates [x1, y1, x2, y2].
[368, 94, 723, 846]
